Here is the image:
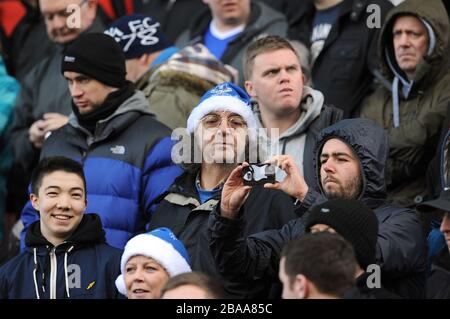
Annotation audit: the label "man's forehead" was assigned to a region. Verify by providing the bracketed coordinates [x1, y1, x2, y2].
[321, 138, 353, 155]
[40, 171, 84, 189]
[254, 49, 300, 66]
[40, 0, 78, 11]
[393, 15, 425, 30]
[205, 111, 241, 117]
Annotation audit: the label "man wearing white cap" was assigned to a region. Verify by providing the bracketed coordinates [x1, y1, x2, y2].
[149, 82, 299, 298]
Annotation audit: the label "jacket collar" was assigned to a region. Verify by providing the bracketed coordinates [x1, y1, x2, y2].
[25, 214, 106, 252]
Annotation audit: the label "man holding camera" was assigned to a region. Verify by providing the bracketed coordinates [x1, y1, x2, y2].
[149, 82, 300, 298]
[210, 118, 427, 299]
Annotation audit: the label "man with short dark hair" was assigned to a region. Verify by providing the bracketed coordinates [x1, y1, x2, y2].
[161, 272, 224, 299]
[280, 232, 357, 299]
[242, 35, 342, 184]
[0, 156, 121, 299]
[20, 33, 182, 250]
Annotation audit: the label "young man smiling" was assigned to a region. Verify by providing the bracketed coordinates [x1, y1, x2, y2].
[20, 33, 182, 250]
[0, 157, 121, 299]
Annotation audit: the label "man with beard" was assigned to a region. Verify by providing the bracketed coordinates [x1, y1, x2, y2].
[209, 118, 427, 298]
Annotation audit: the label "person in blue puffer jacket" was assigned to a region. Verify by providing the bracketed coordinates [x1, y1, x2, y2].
[0, 157, 122, 299]
[20, 33, 183, 250]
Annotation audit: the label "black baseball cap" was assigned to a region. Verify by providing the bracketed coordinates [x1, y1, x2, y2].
[417, 189, 450, 212]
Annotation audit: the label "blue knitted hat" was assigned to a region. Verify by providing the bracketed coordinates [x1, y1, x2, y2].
[115, 228, 191, 297]
[187, 82, 257, 133]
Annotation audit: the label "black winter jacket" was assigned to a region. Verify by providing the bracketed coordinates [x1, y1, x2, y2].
[288, 0, 393, 117]
[150, 170, 300, 298]
[426, 247, 450, 298]
[209, 118, 427, 299]
[0, 214, 122, 299]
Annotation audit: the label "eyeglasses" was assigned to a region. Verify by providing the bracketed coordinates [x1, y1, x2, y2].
[42, 0, 88, 21]
[201, 113, 247, 129]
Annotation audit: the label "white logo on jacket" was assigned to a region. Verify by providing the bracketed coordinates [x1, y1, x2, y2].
[110, 145, 125, 155]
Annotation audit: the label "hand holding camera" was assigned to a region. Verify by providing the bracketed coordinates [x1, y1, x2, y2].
[220, 155, 309, 219]
[263, 155, 309, 202]
[241, 164, 276, 186]
[220, 163, 253, 220]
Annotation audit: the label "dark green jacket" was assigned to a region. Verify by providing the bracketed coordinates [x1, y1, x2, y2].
[361, 0, 450, 207]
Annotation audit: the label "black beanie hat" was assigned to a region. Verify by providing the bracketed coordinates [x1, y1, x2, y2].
[61, 33, 127, 88]
[305, 199, 379, 268]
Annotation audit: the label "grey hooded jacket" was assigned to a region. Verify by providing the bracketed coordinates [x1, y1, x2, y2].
[255, 86, 342, 186]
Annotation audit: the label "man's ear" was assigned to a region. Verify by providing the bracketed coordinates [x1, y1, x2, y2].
[244, 80, 256, 98]
[301, 72, 307, 85]
[30, 193, 40, 212]
[294, 274, 309, 299]
[85, 0, 98, 20]
[202, 0, 210, 5]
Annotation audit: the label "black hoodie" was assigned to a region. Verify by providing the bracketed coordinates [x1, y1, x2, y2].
[0, 214, 122, 299]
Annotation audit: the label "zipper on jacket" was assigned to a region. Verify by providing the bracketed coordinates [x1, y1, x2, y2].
[49, 247, 57, 299]
[81, 150, 88, 165]
[81, 144, 93, 166]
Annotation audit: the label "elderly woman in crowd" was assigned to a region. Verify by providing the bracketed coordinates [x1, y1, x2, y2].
[115, 227, 191, 299]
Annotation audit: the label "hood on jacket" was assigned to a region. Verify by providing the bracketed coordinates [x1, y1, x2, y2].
[254, 86, 324, 139]
[378, 0, 450, 127]
[25, 213, 106, 250]
[380, 0, 449, 82]
[278, 86, 323, 139]
[314, 118, 389, 203]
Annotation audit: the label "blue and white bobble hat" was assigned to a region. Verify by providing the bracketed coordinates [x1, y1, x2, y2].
[187, 82, 257, 133]
[115, 227, 192, 297]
